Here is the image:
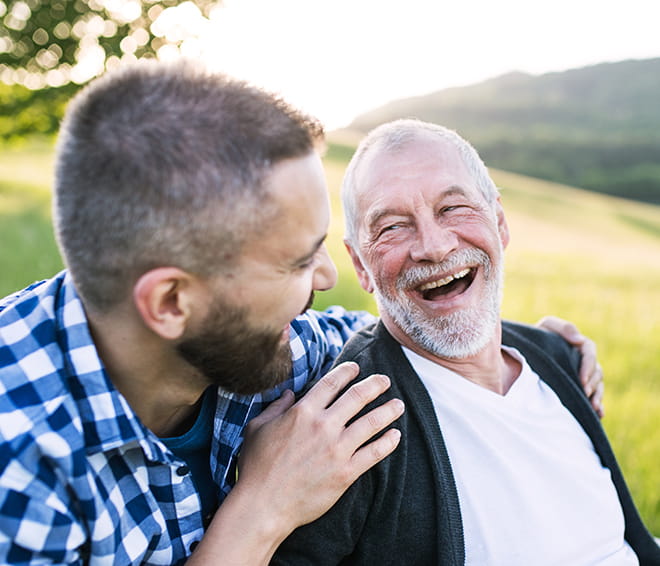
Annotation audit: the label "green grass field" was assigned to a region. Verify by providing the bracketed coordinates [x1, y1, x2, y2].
[1, 140, 659, 533]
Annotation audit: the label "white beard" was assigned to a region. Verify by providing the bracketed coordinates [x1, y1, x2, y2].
[374, 247, 503, 359]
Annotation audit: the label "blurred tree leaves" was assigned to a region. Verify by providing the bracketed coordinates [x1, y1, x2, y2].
[0, 80, 76, 140]
[0, 0, 220, 88]
[0, 0, 221, 141]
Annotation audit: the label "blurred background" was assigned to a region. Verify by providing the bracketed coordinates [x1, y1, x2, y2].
[1, 0, 658, 533]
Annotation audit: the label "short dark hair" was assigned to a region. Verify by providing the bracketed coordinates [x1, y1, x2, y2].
[54, 59, 324, 311]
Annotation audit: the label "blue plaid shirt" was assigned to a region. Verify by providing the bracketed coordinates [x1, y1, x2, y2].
[0, 271, 374, 564]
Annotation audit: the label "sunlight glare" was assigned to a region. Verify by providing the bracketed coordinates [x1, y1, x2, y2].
[197, 0, 660, 130]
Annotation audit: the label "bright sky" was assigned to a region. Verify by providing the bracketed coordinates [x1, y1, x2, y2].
[195, 0, 660, 129]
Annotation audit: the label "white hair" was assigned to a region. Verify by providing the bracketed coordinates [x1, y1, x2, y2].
[341, 119, 499, 247]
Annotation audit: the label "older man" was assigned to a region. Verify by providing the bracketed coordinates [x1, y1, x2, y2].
[271, 120, 660, 565]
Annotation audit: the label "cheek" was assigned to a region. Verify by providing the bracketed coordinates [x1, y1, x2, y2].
[245, 280, 294, 318]
[453, 221, 499, 251]
[367, 250, 406, 290]
[278, 275, 315, 313]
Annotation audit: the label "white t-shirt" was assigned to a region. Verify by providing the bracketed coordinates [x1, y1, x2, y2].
[404, 346, 639, 566]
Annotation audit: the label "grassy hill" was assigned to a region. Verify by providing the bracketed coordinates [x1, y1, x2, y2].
[0, 140, 62, 294]
[1, 141, 659, 532]
[348, 57, 660, 205]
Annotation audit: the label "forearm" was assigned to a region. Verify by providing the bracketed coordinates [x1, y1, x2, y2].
[187, 483, 289, 566]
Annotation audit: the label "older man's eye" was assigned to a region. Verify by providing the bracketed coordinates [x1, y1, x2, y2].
[381, 223, 401, 233]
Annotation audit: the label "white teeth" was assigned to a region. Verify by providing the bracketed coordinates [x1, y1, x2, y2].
[418, 268, 470, 291]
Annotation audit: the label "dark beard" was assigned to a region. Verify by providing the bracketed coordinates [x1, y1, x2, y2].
[176, 298, 294, 395]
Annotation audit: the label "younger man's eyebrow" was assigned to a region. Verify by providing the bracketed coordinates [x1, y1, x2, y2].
[293, 235, 326, 265]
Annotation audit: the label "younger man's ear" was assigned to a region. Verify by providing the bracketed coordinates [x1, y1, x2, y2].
[344, 241, 375, 294]
[133, 267, 198, 340]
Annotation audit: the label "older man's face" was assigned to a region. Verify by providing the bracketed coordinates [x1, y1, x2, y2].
[347, 136, 509, 359]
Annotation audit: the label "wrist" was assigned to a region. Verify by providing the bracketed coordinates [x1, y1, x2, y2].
[188, 482, 290, 566]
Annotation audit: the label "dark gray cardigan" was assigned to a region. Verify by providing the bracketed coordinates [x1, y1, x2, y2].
[272, 321, 660, 565]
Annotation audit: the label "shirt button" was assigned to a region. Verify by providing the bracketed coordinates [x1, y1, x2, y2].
[176, 465, 190, 476]
[203, 512, 215, 528]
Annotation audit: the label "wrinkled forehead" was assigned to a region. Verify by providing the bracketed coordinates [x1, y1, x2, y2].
[354, 134, 474, 204]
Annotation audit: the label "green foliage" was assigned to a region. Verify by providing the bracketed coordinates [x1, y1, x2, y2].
[0, 81, 78, 139]
[0, 0, 220, 86]
[323, 142, 357, 164]
[0, 0, 222, 142]
[350, 58, 660, 205]
[0, 141, 63, 289]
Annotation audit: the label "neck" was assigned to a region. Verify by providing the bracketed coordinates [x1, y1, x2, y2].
[86, 307, 210, 437]
[388, 319, 521, 395]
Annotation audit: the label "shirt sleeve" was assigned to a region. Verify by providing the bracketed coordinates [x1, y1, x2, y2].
[0, 440, 87, 565]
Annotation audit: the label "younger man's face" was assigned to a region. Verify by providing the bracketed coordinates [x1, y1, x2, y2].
[178, 151, 337, 394]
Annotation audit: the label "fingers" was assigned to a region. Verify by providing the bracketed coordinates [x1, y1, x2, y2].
[323, 372, 397, 425]
[588, 375, 605, 418]
[300, 362, 361, 408]
[537, 316, 605, 419]
[568, 332, 604, 419]
[577, 338, 604, 418]
[300, 362, 398, 418]
[576, 336, 598, 386]
[294, 364, 405, 472]
[349, 428, 402, 479]
[324, 372, 405, 480]
[537, 316, 596, 383]
[342, 397, 404, 461]
[536, 316, 584, 346]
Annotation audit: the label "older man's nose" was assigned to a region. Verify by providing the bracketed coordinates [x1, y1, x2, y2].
[409, 223, 459, 263]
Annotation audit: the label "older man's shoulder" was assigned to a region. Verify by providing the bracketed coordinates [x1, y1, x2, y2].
[502, 320, 569, 349]
[336, 320, 388, 356]
[502, 320, 581, 379]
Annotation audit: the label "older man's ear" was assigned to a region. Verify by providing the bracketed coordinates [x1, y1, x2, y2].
[344, 242, 375, 294]
[495, 196, 510, 249]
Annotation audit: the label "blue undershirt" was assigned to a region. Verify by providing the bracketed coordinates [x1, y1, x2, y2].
[162, 386, 218, 523]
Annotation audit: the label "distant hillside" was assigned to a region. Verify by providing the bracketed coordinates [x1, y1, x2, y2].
[349, 58, 660, 204]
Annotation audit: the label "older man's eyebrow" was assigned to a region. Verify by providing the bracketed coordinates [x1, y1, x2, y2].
[365, 208, 402, 232]
[437, 185, 470, 200]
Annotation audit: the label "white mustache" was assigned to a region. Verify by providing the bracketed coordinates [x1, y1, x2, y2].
[396, 248, 490, 291]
